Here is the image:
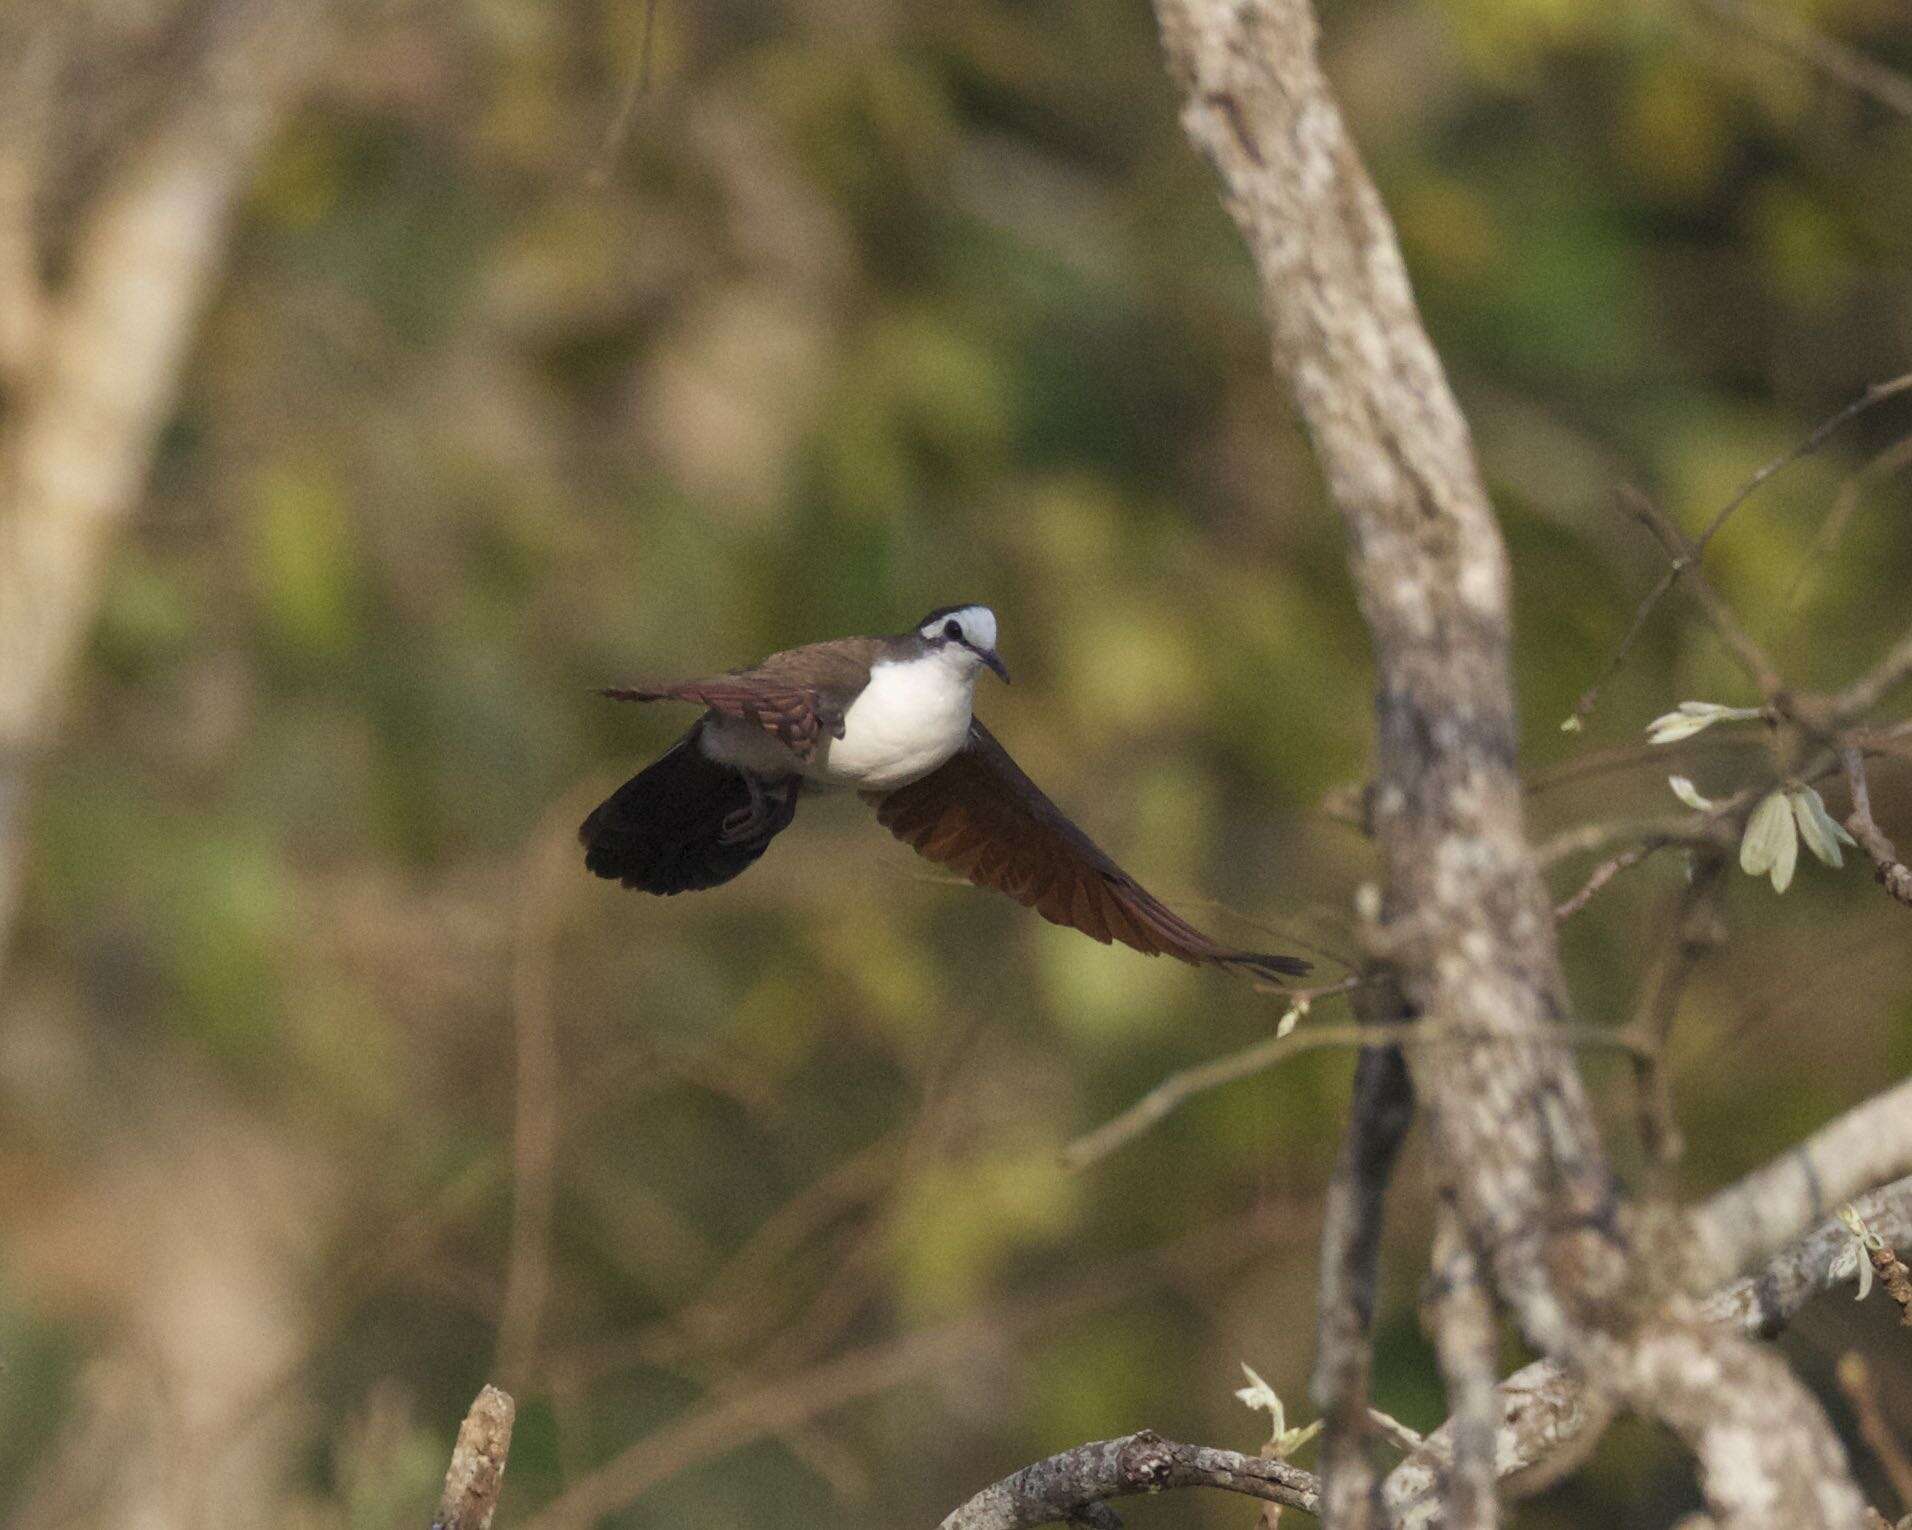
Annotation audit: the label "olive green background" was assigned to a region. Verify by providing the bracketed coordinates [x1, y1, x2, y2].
[5, 0, 1911, 1524]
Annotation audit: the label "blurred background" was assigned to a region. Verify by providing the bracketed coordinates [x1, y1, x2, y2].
[1, 0, 1910, 1525]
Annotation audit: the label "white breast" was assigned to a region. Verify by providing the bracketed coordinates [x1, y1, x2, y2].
[812, 654, 974, 790]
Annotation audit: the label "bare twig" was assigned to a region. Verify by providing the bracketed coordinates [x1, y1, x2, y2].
[1529, 799, 1743, 872]
[1152, 1, 1870, 1523]
[1565, 563, 1686, 730]
[1690, 1074, 1912, 1291]
[515, 1215, 1283, 1530]
[1691, 0, 1912, 120]
[1062, 1020, 1646, 1174]
[1526, 735, 1769, 797]
[1423, 1206, 1499, 1530]
[1837, 1354, 1912, 1513]
[1835, 629, 1912, 727]
[495, 784, 605, 1388]
[1840, 749, 1912, 909]
[1313, 1026, 1415, 1530]
[1621, 486, 1787, 700]
[1567, 373, 1912, 723]
[1782, 433, 1912, 621]
[0, 3, 57, 388]
[1695, 374, 1912, 550]
[1387, 1176, 1912, 1530]
[432, 1385, 516, 1530]
[937, 1430, 1320, 1530]
[1553, 842, 1659, 921]
[587, 0, 662, 184]
[1708, 1175, 1912, 1339]
[1627, 854, 1729, 1168]
[1868, 1237, 1912, 1327]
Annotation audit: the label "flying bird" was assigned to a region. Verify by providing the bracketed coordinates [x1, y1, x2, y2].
[580, 605, 1309, 982]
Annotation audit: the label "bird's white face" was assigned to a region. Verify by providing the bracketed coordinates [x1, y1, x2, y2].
[920, 605, 996, 651]
[917, 605, 1009, 682]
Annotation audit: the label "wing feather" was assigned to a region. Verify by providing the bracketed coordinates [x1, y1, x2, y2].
[600, 638, 883, 763]
[871, 719, 1310, 980]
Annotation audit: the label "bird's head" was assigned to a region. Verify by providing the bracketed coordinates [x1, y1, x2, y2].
[916, 604, 1010, 683]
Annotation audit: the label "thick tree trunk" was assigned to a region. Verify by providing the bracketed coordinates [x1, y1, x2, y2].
[1148, 2, 1867, 1525]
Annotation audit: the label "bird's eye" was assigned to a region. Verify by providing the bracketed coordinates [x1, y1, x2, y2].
[943, 619, 962, 640]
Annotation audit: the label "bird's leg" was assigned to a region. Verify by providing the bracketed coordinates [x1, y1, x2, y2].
[720, 774, 772, 844]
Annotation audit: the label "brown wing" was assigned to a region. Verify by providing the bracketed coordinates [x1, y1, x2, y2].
[871, 719, 1310, 982]
[601, 637, 885, 763]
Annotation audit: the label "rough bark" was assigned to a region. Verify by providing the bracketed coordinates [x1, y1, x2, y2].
[1383, 1174, 1912, 1529]
[1147, 2, 1867, 1525]
[433, 1386, 516, 1530]
[937, 1430, 1318, 1530]
[1312, 1033, 1414, 1530]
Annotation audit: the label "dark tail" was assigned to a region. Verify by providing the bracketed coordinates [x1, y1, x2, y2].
[1219, 950, 1313, 984]
[580, 725, 800, 895]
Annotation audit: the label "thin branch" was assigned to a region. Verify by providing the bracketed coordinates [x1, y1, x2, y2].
[936, 1430, 1320, 1530]
[431, 1385, 516, 1530]
[1689, 1074, 1912, 1290]
[514, 1216, 1282, 1530]
[1313, 1026, 1415, 1530]
[1423, 1206, 1499, 1530]
[587, 0, 661, 185]
[1538, 806, 1743, 871]
[1691, 0, 1912, 120]
[1567, 373, 1912, 722]
[1552, 841, 1660, 921]
[1696, 374, 1912, 550]
[0, 3, 57, 388]
[1525, 735, 1769, 798]
[1620, 486, 1786, 700]
[495, 784, 605, 1387]
[1782, 432, 1912, 621]
[1386, 1176, 1912, 1530]
[1062, 1020, 1647, 1174]
[1565, 560, 1684, 730]
[1707, 1175, 1912, 1339]
[1840, 749, 1912, 909]
[1835, 628, 1912, 727]
[1626, 854, 1729, 1169]
[1837, 1354, 1912, 1513]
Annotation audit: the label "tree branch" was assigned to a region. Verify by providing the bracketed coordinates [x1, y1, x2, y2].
[1840, 749, 1912, 909]
[936, 1431, 1319, 1530]
[1313, 1030, 1415, 1530]
[1688, 1074, 1912, 1289]
[1422, 1206, 1499, 1530]
[1619, 486, 1786, 701]
[1691, 0, 1912, 121]
[1384, 1175, 1912, 1530]
[1836, 631, 1912, 729]
[432, 1385, 516, 1530]
[1147, 4, 1867, 1524]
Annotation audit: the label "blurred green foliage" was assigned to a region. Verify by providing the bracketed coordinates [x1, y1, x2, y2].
[5, 0, 1912, 1525]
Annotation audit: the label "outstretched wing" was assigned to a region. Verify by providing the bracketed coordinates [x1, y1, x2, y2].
[870, 720, 1310, 982]
[601, 638, 882, 763]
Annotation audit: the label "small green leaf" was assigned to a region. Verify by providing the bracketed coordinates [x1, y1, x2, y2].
[1790, 785, 1855, 869]
[1668, 775, 1715, 811]
[1646, 701, 1763, 745]
[1740, 790, 1797, 892]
